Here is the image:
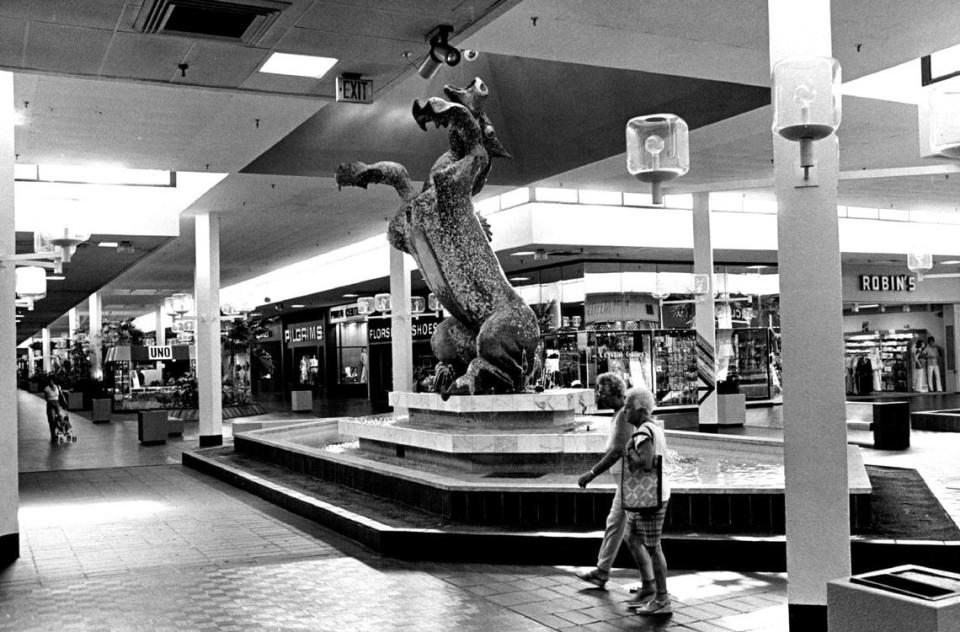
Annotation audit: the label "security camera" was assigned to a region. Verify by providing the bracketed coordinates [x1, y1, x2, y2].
[462, 49, 479, 62]
[417, 54, 442, 79]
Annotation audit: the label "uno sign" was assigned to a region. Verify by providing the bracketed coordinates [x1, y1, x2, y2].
[859, 274, 917, 292]
[147, 345, 173, 360]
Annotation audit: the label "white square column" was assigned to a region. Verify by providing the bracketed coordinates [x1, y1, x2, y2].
[390, 248, 413, 417]
[155, 307, 166, 347]
[768, 1, 850, 629]
[693, 192, 720, 428]
[41, 327, 51, 374]
[195, 213, 223, 447]
[0, 70, 18, 565]
[88, 293, 102, 380]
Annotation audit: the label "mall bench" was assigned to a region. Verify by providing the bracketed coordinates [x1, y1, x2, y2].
[846, 400, 910, 450]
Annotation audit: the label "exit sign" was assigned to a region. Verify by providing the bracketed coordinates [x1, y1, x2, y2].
[336, 75, 373, 104]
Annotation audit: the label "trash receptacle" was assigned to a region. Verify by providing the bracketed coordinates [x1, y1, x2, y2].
[872, 401, 910, 450]
[829, 565, 960, 631]
[290, 389, 312, 412]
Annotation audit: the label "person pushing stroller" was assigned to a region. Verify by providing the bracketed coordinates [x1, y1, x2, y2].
[42, 376, 76, 444]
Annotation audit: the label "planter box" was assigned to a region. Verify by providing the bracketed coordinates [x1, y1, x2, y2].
[718, 393, 746, 426]
[91, 398, 112, 423]
[64, 390, 84, 411]
[290, 389, 312, 412]
[138, 410, 168, 444]
[829, 565, 960, 631]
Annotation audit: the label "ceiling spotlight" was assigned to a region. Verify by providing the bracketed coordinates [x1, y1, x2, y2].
[417, 24, 460, 80]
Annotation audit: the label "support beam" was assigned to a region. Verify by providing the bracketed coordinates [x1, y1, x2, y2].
[768, 1, 850, 630]
[41, 327, 50, 374]
[390, 248, 413, 418]
[155, 307, 165, 346]
[0, 70, 18, 566]
[195, 213, 222, 447]
[88, 293, 102, 380]
[692, 192, 722, 430]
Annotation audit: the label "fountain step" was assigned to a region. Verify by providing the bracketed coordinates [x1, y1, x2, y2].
[225, 421, 872, 534]
[183, 445, 956, 574]
[912, 410, 960, 432]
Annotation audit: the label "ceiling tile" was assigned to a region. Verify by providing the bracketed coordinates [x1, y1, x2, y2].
[0, 18, 26, 67]
[23, 23, 112, 75]
[6, 0, 126, 29]
[175, 40, 270, 88]
[100, 32, 193, 82]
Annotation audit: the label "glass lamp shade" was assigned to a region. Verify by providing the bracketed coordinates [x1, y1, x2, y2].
[650, 273, 670, 300]
[692, 273, 711, 296]
[15, 266, 46, 300]
[34, 227, 91, 263]
[171, 292, 193, 315]
[410, 296, 426, 314]
[771, 57, 841, 142]
[427, 293, 441, 312]
[374, 293, 391, 313]
[626, 114, 689, 204]
[907, 253, 933, 273]
[927, 82, 960, 158]
[356, 296, 376, 315]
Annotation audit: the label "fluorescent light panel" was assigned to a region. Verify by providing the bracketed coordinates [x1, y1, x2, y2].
[259, 52, 338, 78]
[98, 241, 119, 248]
[23, 164, 173, 186]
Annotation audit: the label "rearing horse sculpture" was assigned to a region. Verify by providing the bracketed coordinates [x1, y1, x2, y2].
[336, 78, 539, 396]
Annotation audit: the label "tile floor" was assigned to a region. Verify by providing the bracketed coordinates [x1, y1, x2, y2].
[7, 389, 960, 631]
[5, 390, 792, 631]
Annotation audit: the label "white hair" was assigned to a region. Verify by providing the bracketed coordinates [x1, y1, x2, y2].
[623, 386, 655, 416]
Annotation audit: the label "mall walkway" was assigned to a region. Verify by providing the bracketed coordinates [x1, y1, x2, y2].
[5, 390, 791, 631]
[8, 391, 960, 630]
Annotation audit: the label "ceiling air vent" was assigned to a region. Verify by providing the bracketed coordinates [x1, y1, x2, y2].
[136, 0, 290, 45]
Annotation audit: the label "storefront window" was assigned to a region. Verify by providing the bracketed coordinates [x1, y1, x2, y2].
[337, 321, 368, 384]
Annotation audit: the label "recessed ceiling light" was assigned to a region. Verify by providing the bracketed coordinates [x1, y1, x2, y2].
[98, 241, 119, 248]
[942, 260, 960, 265]
[511, 251, 536, 257]
[343, 293, 359, 298]
[291, 304, 305, 308]
[46, 275, 65, 281]
[259, 52, 338, 78]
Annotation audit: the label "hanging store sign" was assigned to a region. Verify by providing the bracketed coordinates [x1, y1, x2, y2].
[859, 274, 917, 292]
[147, 345, 173, 361]
[329, 303, 361, 323]
[286, 320, 324, 347]
[336, 75, 373, 104]
[367, 314, 441, 344]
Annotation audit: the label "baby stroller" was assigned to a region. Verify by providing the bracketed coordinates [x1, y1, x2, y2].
[54, 408, 77, 443]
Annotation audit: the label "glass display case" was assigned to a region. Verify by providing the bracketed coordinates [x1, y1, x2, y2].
[652, 329, 699, 406]
[588, 329, 654, 392]
[732, 328, 772, 400]
[539, 332, 583, 389]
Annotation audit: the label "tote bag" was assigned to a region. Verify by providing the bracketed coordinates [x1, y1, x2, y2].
[621, 425, 662, 512]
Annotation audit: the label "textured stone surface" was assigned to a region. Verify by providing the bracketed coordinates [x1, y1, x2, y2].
[336, 78, 539, 395]
[391, 389, 596, 415]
